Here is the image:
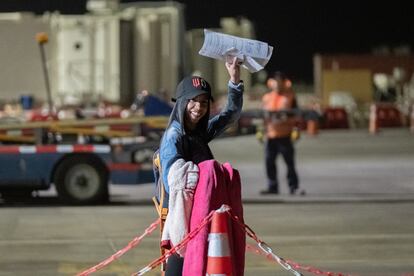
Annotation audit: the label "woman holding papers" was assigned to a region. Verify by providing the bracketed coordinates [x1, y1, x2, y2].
[158, 56, 244, 275]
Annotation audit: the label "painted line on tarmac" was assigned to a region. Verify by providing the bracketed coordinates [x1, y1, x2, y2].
[255, 233, 414, 242]
[0, 237, 159, 245]
[58, 262, 135, 274]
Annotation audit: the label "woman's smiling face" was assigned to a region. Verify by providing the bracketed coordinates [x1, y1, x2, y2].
[185, 93, 209, 130]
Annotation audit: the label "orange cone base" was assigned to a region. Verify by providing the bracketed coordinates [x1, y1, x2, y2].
[206, 256, 232, 275]
[307, 120, 319, 135]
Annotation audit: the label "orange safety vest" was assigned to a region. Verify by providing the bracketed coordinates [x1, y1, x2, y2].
[262, 90, 297, 138]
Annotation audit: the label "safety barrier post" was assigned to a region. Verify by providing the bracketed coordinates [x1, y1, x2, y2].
[206, 206, 233, 276]
[369, 103, 379, 134]
[410, 104, 414, 134]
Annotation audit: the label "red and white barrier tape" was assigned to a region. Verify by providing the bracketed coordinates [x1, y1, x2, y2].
[225, 206, 359, 276]
[76, 218, 160, 276]
[77, 204, 396, 276]
[246, 244, 353, 276]
[224, 207, 304, 276]
[132, 209, 216, 276]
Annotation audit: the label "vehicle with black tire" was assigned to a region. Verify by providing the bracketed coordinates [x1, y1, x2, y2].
[0, 116, 166, 204]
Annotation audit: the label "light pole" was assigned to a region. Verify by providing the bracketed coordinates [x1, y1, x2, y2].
[36, 32, 53, 113]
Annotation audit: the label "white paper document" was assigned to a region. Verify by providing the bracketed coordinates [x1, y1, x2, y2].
[198, 29, 273, 73]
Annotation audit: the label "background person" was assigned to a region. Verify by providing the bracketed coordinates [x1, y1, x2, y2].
[260, 71, 300, 195]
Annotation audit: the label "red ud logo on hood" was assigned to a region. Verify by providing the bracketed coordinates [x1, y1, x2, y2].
[192, 77, 207, 89]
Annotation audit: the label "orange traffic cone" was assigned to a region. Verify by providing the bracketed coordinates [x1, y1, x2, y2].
[206, 209, 232, 276]
[369, 103, 379, 134]
[410, 104, 414, 134]
[306, 119, 319, 136]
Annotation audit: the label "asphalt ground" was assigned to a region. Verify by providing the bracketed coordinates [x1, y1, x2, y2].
[0, 128, 413, 276]
[0, 203, 413, 276]
[107, 128, 414, 204]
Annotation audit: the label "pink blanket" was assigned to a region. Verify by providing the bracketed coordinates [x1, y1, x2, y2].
[182, 159, 245, 276]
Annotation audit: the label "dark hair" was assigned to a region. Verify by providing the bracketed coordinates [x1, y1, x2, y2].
[270, 71, 288, 80]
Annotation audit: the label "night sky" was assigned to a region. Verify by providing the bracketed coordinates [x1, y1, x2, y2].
[1, 0, 413, 82]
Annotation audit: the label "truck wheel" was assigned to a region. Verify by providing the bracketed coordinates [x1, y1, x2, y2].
[54, 155, 108, 204]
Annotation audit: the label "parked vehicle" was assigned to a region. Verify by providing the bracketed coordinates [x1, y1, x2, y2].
[0, 115, 168, 204]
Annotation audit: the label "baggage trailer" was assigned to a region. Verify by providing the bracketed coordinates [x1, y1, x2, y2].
[0, 116, 168, 204]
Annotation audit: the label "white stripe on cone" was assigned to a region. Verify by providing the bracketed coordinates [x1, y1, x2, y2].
[207, 233, 231, 257]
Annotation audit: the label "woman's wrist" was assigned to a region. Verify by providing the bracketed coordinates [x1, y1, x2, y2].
[230, 79, 243, 86]
[230, 78, 242, 85]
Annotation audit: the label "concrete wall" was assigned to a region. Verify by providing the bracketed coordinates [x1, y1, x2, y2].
[0, 13, 51, 105]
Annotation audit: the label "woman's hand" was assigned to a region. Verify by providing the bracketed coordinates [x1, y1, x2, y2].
[225, 55, 241, 84]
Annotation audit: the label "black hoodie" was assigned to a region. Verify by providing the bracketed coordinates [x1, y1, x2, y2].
[159, 78, 244, 193]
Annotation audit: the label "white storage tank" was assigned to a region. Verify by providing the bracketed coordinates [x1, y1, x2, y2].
[120, 2, 186, 102]
[49, 13, 120, 106]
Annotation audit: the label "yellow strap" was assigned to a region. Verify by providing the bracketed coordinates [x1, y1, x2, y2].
[152, 196, 161, 216]
[152, 149, 169, 273]
[154, 150, 168, 218]
[153, 152, 161, 168]
[160, 207, 168, 219]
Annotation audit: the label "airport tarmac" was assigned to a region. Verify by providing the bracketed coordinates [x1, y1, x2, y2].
[0, 128, 413, 276]
[108, 128, 414, 203]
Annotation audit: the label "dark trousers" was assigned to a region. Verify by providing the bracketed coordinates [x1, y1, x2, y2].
[165, 253, 183, 276]
[265, 137, 299, 191]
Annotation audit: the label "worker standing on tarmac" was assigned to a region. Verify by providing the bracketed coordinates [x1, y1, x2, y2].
[158, 56, 243, 275]
[260, 71, 300, 195]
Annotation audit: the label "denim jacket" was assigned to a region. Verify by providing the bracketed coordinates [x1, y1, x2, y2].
[159, 81, 244, 193]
